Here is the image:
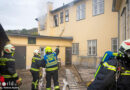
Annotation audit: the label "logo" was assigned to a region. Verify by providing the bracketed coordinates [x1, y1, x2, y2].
[2, 82, 6, 87]
[125, 42, 130, 45]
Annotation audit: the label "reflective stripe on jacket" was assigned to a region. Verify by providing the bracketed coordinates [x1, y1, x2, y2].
[0, 54, 18, 80]
[31, 56, 43, 71]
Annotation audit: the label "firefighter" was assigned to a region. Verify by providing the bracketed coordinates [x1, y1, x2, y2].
[0, 44, 22, 90]
[44, 46, 60, 90]
[30, 49, 44, 90]
[88, 39, 130, 90]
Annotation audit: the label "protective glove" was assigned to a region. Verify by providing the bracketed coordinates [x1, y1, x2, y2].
[16, 77, 22, 86]
[87, 79, 94, 87]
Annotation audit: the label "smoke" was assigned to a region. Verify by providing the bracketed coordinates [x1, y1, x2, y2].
[36, 0, 75, 30]
[37, 0, 47, 17]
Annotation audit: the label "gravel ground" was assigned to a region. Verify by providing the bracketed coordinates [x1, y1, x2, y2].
[17, 66, 66, 90]
[16, 66, 96, 90]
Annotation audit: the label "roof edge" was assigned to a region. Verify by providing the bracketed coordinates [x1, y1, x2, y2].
[51, 0, 84, 13]
[7, 34, 73, 40]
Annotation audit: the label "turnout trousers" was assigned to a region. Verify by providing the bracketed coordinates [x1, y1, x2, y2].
[30, 70, 39, 90]
[46, 70, 60, 90]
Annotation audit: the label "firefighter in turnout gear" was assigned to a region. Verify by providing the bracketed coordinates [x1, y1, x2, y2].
[44, 46, 60, 90]
[0, 44, 22, 90]
[30, 49, 44, 90]
[88, 39, 130, 90]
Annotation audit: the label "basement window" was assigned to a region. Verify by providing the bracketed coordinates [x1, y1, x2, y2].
[60, 12, 64, 24]
[54, 14, 59, 27]
[28, 37, 36, 44]
[72, 43, 79, 55]
[65, 10, 69, 22]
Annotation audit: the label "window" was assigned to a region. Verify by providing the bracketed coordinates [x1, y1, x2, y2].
[54, 14, 59, 27]
[65, 10, 69, 22]
[88, 40, 97, 56]
[120, 7, 126, 42]
[77, 3, 86, 20]
[60, 12, 64, 24]
[93, 0, 104, 16]
[72, 43, 79, 55]
[28, 37, 36, 44]
[112, 38, 118, 53]
[40, 47, 45, 56]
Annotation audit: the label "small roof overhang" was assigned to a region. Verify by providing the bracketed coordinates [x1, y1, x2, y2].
[8, 34, 73, 41]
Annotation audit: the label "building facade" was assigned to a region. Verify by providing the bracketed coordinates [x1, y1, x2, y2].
[113, 0, 130, 45]
[38, 0, 118, 66]
[8, 34, 72, 69]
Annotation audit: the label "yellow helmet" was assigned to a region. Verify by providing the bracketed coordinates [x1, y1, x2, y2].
[45, 46, 52, 53]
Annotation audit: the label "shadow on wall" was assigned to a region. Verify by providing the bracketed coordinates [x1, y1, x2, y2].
[74, 56, 102, 69]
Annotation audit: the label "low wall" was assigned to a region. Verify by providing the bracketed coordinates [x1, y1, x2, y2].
[73, 56, 102, 69]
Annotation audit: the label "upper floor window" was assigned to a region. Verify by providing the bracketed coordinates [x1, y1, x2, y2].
[60, 12, 64, 24]
[77, 3, 86, 20]
[88, 40, 97, 56]
[54, 14, 59, 27]
[72, 43, 79, 55]
[65, 10, 69, 22]
[111, 38, 118, 53]
[28, 37, 36, 44]
[93, 0, 104, 16]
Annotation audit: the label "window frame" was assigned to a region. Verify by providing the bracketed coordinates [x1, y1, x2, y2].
[65, 10, 69, 22]
[87, 40, 97, 56]
[54, 14, 59, 27]
[72, 43, 79, 55]
[92, 0, 104, 16]
[40, 47, 45, 56]
[111, 38, 118, 53]
[77, 3, 86, 21]
[60, 12, 64, 24]
[28, 37, 36, 44]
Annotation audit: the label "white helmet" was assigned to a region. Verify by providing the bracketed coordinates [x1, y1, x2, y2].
[4, 44, 15, 53]
[119, 39, 130, 57]
[33, 49, 40, 55]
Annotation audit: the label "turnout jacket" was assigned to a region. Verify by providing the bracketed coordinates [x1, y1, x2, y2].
[0, 53, 18, 80]
[88, 58, 130, 90]
[30, 55, 44, 71]
[43, 48, 59, 71]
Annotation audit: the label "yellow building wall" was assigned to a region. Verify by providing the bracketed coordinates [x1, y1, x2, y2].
[26, 46, 40, 69]
[8, 36, 72, 69]
[8, 36, 27, 45]
[38, 0, 118, 62]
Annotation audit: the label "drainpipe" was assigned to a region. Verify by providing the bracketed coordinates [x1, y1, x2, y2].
[118, 11, 120, 50]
